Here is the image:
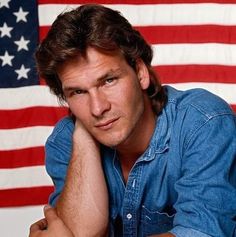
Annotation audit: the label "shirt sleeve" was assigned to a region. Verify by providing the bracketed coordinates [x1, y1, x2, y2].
[44, 117, 74, 206]
[170, 226, 212, 237]
[172, 113, 236, 237]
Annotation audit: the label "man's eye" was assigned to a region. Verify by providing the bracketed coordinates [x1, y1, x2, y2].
[105, 77, 117, 84]
[72, 89, 84, 95]
[75, 90, 82, 94]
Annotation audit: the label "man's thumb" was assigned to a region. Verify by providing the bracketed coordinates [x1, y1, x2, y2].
[43, 205, 58, 222]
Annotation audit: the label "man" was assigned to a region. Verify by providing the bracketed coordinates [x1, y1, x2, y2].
[29, 4, 236, 237]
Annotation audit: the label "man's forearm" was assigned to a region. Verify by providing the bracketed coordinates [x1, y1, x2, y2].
[56, 123, 109, 236]
[150, 233, 175, 237]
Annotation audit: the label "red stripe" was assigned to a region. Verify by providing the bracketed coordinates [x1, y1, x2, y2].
[0, 107, 68, 129]
[155, 65, 236, 84]
[231, 104, 236, 113]
[40, 26, 51, 41]
[40, 25, 236, 44]
[0, 187, 53, 207]
[137, 25, 236, 44]
[0, 147, 45, 168]
[40, 78, 47, 85]
[38, 0, 236, 4]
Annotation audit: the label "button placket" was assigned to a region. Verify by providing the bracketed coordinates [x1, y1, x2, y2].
[122, 164, 143, 236]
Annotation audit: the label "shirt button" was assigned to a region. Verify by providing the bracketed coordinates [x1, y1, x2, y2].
[126, 213, 132, 219]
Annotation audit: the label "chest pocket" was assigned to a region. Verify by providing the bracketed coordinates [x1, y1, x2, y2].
[140, 205, 174, 236]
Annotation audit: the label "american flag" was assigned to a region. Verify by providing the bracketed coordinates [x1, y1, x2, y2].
[0, 0, 236, 236]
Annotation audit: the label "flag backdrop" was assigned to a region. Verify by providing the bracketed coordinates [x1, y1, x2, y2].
[0, 0, 236, 236]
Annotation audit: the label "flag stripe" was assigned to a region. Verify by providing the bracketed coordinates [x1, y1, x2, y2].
[0, 187, 53, 207]
[0, 126, 53, 151]
[0, 147, 45, 168]
[38, 3, 236, 26]
[38, 0, 236, 5]
[40, 25, 236, 44]
[231, 105, 236, 112]
[156, 65, 236, 84]
[167, 82, 236, 105]
[152, 43, 236, 66]
[137, 25, 236, 44]
[0, 86, 62, 109]
[0, 107, 68, 129]
[0, 166, 53, 189]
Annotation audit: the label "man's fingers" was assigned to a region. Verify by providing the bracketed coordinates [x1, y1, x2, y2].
[43, 205, 58, 224]
[29, 218, 47, 233]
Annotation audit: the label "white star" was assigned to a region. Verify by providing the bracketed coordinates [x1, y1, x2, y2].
[15, 64, 30, 80]
[0, 0, 11, 9]
[14, 36, 30, 51]
[13, 7, 28, 23]
[0, 22, 13, 38]
[0, 51, 14, 66]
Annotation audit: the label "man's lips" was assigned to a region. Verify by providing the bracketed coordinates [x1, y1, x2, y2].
[94, 118, 119, 130]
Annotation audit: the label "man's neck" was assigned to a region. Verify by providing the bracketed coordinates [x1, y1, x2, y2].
[116, 100, 157, 182]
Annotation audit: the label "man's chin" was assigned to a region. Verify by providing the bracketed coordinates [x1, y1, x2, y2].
[96, 134, 126, 148]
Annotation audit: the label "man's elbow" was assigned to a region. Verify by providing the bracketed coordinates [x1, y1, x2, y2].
[71, 216, 109, 237]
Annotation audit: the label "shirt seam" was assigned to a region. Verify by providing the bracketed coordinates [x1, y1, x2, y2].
[48, 117, 73, 142]
[184, 112, 234, 150]
[189, 102, 233, 119]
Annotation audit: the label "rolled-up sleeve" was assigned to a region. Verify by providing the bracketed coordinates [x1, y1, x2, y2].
[170, 226, 212, 237]
[45, 117, 74, 206]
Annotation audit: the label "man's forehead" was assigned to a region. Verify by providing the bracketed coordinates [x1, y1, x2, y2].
[59, 47, 128, 76]
[61, 47, 123, 67]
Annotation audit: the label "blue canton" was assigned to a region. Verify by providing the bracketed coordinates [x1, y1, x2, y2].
[0, 0, 39, 88]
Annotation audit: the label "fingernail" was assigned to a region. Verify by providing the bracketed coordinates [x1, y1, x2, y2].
[44, 205, 51, 211]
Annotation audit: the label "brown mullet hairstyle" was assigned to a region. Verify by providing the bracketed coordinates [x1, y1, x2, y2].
[35, 4, 167, 115]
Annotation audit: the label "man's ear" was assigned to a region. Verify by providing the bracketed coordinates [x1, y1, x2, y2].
[135, 59, 150, 90]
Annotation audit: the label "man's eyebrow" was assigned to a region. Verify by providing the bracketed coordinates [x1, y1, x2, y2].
[97, 69, 123, 82]
[62, 85, 82, 94]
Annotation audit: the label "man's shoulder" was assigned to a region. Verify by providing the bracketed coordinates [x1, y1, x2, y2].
[47, 116, 74, 143]
[165, 85, 234, 118]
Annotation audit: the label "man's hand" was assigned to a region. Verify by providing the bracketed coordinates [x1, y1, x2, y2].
[29, 205, 74, 237]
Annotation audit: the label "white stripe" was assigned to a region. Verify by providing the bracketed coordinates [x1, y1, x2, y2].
[0, 85, 66, 109]
[38, 4, 236, 26]
[167, 82, 236, 105]
[152, 43, 236, 66]
[0, 206, 44, 237]
[0, 166, 53, 189]
[0, 126, 53, 150]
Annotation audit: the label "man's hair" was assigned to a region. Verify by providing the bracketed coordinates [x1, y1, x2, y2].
[35, 4, 167, 114]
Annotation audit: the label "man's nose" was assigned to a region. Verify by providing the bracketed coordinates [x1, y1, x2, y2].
[89, 90, 111, 117]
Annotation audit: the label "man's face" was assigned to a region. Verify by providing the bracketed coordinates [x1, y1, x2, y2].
[58, 47, 151, 147]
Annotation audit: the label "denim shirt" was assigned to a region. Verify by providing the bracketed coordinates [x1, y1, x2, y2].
[45, 86, 236, 237]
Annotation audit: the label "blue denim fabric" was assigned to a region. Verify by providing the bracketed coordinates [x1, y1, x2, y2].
[45, 86, 236, 237]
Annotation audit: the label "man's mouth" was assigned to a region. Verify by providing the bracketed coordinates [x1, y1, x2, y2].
[94, 118, 119, 130]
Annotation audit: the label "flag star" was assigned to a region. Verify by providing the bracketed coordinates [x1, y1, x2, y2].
[15, 64, 30, 80]
[13, 7, 29, 23]
[14, 36, 30, 51]
[0, 51, 14, 66]
[0, 22, 13, 38]
[0, 0, 11, 9]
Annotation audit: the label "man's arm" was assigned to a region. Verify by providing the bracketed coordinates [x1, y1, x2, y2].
[150, 234, 175, 237]
[55, 121, 109, 236]
[29, 205, 74, 237]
